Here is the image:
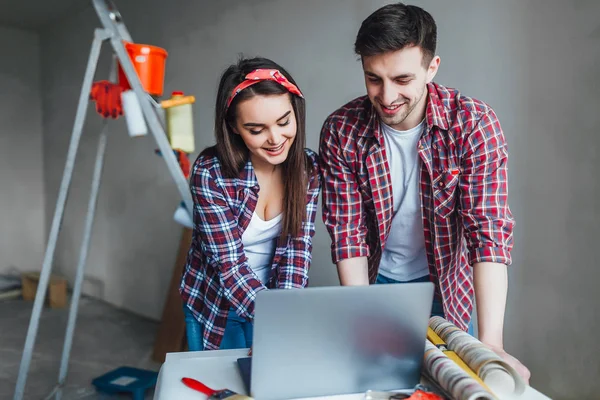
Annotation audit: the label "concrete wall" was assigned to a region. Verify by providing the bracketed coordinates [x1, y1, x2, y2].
[39, 1, 599, 398]
[0, 26, 45, 275]
[514, 2, 600, 397]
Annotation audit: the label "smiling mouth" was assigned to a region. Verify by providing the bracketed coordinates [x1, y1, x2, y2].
[263, 142, 285, 152]
[381, 103, 405, 111]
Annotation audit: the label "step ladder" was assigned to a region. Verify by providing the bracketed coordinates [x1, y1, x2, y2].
[13, 1, 193, 399]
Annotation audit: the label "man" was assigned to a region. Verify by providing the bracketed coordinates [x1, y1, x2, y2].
[319, 2, 530, 381]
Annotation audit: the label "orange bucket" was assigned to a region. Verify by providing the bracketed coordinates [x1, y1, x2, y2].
[118, 42, 168, 96]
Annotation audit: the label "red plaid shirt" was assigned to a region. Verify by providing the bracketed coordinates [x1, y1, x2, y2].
[180, 147, 321, 350]
[319, 82, 514, 331]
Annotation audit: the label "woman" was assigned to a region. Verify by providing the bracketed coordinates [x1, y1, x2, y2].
[179, 57, 320, 351]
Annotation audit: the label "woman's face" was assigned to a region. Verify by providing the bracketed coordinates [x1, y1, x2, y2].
[232, 93, 297, 170]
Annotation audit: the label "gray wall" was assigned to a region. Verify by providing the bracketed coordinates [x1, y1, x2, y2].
[0, 26, 45, 275]
[39, 1, 599, 398]
[515, 2, 600, 396]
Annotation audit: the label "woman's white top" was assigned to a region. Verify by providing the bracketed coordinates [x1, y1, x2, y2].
[241, 211, 283, 284]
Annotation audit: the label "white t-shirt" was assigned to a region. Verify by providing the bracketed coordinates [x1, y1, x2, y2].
[241, 212, 282, 284]
[378, 120, 429, 282]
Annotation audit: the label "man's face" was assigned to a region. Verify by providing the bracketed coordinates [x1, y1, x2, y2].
[362, 46, 439, 131]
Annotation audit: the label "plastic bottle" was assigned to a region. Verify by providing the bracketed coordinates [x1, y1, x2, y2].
[161, 91, 195, 153]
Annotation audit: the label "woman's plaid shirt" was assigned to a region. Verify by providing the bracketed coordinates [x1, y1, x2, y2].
[180, 147, 321, 350]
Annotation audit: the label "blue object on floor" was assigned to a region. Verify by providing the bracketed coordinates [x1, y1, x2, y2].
[91, 366, 158, 400]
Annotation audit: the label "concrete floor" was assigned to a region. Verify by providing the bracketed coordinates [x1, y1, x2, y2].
[0, 296, 162, 399]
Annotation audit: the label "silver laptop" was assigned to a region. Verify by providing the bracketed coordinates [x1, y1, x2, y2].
[249, 282, 434, 400]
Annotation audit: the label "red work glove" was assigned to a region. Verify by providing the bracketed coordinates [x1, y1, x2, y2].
[89, 80, 124, 119]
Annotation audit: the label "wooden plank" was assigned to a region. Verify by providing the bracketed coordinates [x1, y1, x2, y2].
[152, 227, 193, 362]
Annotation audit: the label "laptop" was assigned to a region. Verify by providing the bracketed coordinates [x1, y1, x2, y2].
[237, 282, 433, 400]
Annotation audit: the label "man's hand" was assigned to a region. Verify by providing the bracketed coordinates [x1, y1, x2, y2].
[473, 262, 530, 383]
[486, 343, 531, 384]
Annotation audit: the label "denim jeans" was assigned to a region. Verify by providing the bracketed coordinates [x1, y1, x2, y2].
[375, 274, 474, 336]
[183, 304, 253, 351]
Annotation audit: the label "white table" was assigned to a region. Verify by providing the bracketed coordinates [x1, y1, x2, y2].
[153, 349, 551, 400]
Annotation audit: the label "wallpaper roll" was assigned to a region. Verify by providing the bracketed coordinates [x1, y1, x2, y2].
[423, 341, 495, 400]
[429, 316, 526, 397]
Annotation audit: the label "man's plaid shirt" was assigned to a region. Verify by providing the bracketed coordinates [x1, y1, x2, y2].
[319, 82, 514, 331]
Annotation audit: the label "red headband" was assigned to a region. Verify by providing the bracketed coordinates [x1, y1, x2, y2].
[226, 69, 304, 108]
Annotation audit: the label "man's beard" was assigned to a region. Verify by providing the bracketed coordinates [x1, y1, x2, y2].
[377, 86, 426, 128]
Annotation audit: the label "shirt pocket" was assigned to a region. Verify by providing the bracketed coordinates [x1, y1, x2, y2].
[433, 168, 460, 218]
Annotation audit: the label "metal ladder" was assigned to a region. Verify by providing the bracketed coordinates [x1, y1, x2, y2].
[13, 1, 193, 398]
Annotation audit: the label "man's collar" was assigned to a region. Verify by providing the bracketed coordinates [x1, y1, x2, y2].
[425, 82, 449, 131]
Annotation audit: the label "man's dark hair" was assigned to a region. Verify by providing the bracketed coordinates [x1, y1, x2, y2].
[354, 2, 437, 66]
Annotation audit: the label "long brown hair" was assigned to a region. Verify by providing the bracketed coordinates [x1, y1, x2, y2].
[212, 56, 312, 237]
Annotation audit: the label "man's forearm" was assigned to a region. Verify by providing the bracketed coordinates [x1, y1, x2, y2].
[337, 256, 369, 286]
[473, 262, 508, 348]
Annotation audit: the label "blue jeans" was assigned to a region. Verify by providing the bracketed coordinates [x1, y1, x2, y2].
[375, 274, 474, 336]
[183, 305, 253, 351]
